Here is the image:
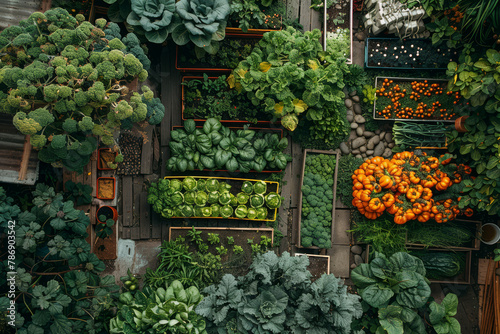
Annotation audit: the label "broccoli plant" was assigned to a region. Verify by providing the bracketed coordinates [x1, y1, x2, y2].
[0, 8, 163, 173]
[0, 184, 118, 333]
[300, 153, 336, 248]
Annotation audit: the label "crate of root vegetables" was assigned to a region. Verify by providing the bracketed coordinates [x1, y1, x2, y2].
[298, 149, 339, 249]
[147, 176, 281, 222]
[373, 77, 461, 122]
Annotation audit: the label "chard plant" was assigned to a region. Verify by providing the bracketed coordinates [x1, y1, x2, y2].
[196, 251, 362, 333]
[0, 8, 162, 173]
[0, 184, 118, 333]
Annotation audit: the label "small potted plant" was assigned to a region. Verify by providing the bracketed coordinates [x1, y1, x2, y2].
[96, 205, 118, 223]
[95, 214, 115, 240]
[97, 177, 116, 200]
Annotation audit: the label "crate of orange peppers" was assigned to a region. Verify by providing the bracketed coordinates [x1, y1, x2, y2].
[373, 77, 462, 121]
[351, 151, 473, 225]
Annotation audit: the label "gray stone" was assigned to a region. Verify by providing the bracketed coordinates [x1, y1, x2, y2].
[355, 31, 367, 41]
[375, 129, 381, 135]
[355, 154, 362, 159]
[351, 245, 362, 254]
[349, 130, 357, 141]
[352, 149, 360, 155]
[382, 148, 393, 158]
[363, 131, 375, 138]
[361, 251, 366, 262]
[367, 142, 374, 150]
[380, 131, 386, 140]
[354, 115, 366, 124]
[346, 114, 354, 122]
[353, 103, 362, 114]
[352, 95, 360, 102]
[362, 153, 367, 158]
[385, 133, 393, 142]
[350, 263, 357, 269]
[354, 254, 363, 265]
[345, 98, 353, 108]
[356, 127, 364, 136]
[352, 137, 366, 149]
[340, 142, 350, 154]
[350, 90, 357, 97]
[350, 122, 358, 129]
[360, 146, 367, 153]
[388, 142, 395, 148]
[373, 142, 385, 156]
[366, 150, 374, 155]
[368, 135, 380, 147]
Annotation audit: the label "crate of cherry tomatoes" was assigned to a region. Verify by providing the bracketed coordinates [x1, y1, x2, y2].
[373, 77, 462, 122]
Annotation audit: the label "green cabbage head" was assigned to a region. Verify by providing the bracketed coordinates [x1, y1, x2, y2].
[127, 0, 176, 43]
[172, 0, 230, 50]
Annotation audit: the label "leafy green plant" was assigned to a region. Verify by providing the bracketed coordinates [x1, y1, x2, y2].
[228, 27, 349, 136]
[457, 0, 500, 45]
[233, 245, 243, 254]
[0, 184, 118, 333]
[96, 214, 115, 240]
[495, 248, 500, 261]
[428, 293, 461, 334]
[147, 177, 280, 220]
[362, 84, 377, 105]
[64, 180, 92, 206]
[227, 236, 235, 245]
[351, 252, 431, 333]
[0, 9, 156, 174]
[166, 118, 291, 172]
[300, 153, 336, 248]
[393, 121, 449, 150]
[120, 268, 140, 291]
[171, 0, 230, 52]
[196, 251, 362, 333]
[446, 47, 500, 215]
[216, 245, 228, 256]
[126, 0, 176, 43]
[426, 16, 462, 48]
[109, 280, 207, 333]
[228, 0, 284, 32]
[207, 233, 220, 245]
[187, 226, 203, 245]
[336, 154, 364, 208]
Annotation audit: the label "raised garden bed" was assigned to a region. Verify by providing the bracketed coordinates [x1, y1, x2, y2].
[409, 248, 472, 284]
[297, 149, 339, 249]
[169, 226, 274, 277]
[149, 176, 280, 221]
[167, 121, 290, 173]
[225, 0, 283, 34]
[181, 75, 274, 124]
[176, 34, 261, 72]
[373, 77, 461, 121]
[406, 219, 481, 251]
[324, 0, 353, 63]
[392, 121, 449, 150]
[294, 253, 330, 281]
[97, 148, 117, 170]
[365, 38, 459, 69]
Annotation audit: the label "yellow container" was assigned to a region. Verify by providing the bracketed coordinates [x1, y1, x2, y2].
[163, 176, 280, 222]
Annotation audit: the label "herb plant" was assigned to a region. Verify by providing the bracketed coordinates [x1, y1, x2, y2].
[166, 118, 291, 172]
[336, 154, 364, 208]
[300, 153, 336, 248]
[0, 184, 118, 333]
[95, 214, 115, 240]
[196, 251, 362, 333]
[64, 180, 92, 206]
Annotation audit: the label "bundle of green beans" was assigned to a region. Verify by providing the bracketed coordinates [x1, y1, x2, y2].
[392, 121, 449, 149]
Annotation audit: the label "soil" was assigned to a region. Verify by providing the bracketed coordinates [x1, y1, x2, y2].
[97, 206, 115, 222]
[306, 256, 330, 281]
[481, 225, 497, 242]
[170, 227, 274, 277]
[94, 223, 117, 260]
[99, 150, 116, 169]
[117, 131, 143, 175]
[366, 39, 459, 69]
[98, 179, 115, 199]
[326, 0, 351, 31]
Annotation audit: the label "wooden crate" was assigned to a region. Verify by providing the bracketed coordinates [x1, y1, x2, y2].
[297, 149, 340, 249]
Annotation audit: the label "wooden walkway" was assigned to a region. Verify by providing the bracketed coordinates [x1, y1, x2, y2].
[119, 0, 323, 250]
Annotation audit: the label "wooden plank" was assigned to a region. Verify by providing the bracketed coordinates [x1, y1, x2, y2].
[132, 175, 144, 240]
[299, 0, 312, 31]
[121, 176, 133, 227]
[286, 0, 300, 22]
[18, 135, 31, 180]
[160, 47, 172, 147]
[310, 5, 321, 30]
[290, 141, 303, 208]
[130, 226, 140, 240]
[140, 125, 154, 175]
[478, 258, 490, 285]
[122, 227, 131, 239]
[291, 208, 300, 246]
[139, 192, 151, 239]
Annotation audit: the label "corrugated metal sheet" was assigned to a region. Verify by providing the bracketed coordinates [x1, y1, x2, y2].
[0, 115, 39, 185]
[0, 0, 43, 29]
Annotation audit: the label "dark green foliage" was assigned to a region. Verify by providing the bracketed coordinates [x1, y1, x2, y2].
[196, 251, 362, 333]
[300, 153, 336, 248]
[228, 0, 285, 32]
[64, 180, 92, 205]
[183, 74, 271, 123]
[337, 154, 363, 208]
[0, 185, 118, 333]
[410, 251, 465, 280]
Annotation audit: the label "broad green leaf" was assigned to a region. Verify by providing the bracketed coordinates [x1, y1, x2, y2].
[292, 99, 308, 114]
[442, 293, 458, 316]
[379, 305, 404, 334]
[260, 62, 272, 72]
[429, 301, 446, 324]
[361, 284, 394, 308]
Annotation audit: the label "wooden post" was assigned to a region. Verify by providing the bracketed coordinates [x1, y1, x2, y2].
[18, 135, 31, 181]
